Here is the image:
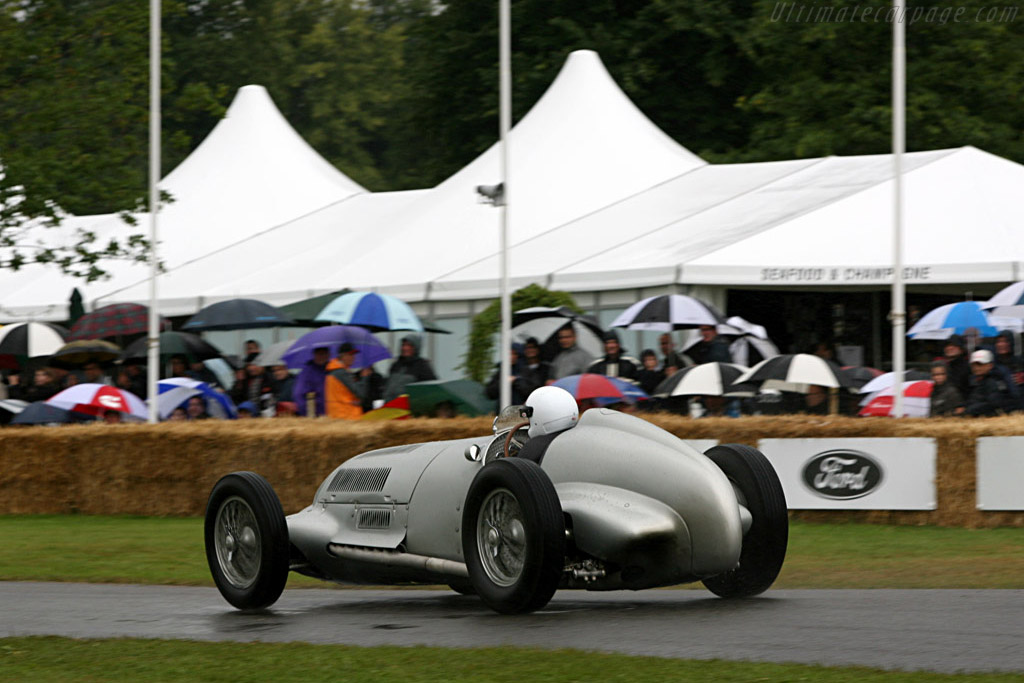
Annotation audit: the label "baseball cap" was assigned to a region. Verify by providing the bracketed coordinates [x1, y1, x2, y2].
[970, 349, 994, 364]
[338, 342, 360, 355]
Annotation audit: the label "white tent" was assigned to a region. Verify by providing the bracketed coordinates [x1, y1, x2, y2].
[4, 51, 1024, 328]
[24, 49, 704, 317]
[0, 85, 365, 320]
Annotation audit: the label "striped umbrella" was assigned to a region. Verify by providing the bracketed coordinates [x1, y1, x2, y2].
[907, 301, 997, 340]
[654, 362, 755, 397]
[734, 354, 853, 390]
[152, 378, 238, 419]
[611, 294, 724, 332]
[46, 383, 148, 420]
[315, 291, 425, 332]
[0, 322, 68, 365]
[981, 281, 1024, 317]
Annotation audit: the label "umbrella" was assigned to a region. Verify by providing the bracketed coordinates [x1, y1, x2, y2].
[10, 401, 95, 425]
[121, 331, 225, 364]
[46, 383, 148, 420]
[840, 365, 885, 390]
[49, 339, 122, 368]
[315, 291, 445, 332]
[511, 307, 604, 361]
[68, 303, 169, 341]
[907, 301, 998, 340]
[281, 326, 392, 370]
[279, 289, 350, 325]
[734, 354, 853, 389]
[980, 281, 1024, 317]
[610, 294, 725, 332]
[859, 380, 934, 417]
[181, 299, 296, 332]
[152, 378, 238, 419]
[406, 379, 492, 417]
[654, 362, 755, 397]
[552, 373, 649, 405]
[0, 398, 29, 415]
[858, 369, 931, 395]
[0, 322, 68, 366]
[251, 340, 298, 367]
[0, 398, 29, 424]
[360, 395, 412, 421]
[717, 316, 780, 367]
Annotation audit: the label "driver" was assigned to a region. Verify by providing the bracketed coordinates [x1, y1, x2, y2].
[517, 386, 579, 463]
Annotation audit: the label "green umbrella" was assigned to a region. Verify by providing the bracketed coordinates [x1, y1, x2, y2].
[279, 290, 349, 326]
[406, 379, 492, 417]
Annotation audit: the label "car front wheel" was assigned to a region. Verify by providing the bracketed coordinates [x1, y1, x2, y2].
[462, 458, 565, 614]
[701, 444, 788, 598]
[205, 471, 290, 610]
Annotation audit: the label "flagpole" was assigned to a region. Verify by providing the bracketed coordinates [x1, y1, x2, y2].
[891, 0, 906, 418]
[147, 0, 161, 423]
[498, 0, 512, 409]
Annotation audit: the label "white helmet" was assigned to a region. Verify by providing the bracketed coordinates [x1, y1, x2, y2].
[525, 386, 579, 437]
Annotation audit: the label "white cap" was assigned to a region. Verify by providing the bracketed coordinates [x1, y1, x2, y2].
[525, 386, 579, 437]
[970, 349, 994, 364]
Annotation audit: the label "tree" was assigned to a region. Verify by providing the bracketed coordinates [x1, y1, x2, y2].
[463, 284, 582, 382]
[0, 1, 156, 279]
[733, 0, 1024, 162]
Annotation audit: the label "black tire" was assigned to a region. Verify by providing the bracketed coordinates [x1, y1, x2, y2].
[447, 578, 477, 595]
[701, 444, 788, 598]
[205, 471, 290, 609]
[462, 458, 565, 614]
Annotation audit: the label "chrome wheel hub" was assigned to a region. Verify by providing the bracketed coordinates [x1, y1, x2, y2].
[477, 488, 526, 587]
[214, 496, 262, 589]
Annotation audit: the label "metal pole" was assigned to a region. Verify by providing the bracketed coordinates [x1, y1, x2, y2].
[498, 0, 512, 409]
[147, 0, 161, 423]
[891, 1, 906, 417]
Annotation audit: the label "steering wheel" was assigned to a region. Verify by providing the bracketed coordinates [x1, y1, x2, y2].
[503, 421, 532, 458]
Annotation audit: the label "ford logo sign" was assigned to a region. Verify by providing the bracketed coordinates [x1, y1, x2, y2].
[802, 449, 883, 499]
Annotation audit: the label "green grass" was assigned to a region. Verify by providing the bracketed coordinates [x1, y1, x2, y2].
[1, 638, 1021, 683]
[0, 515, 1021, 588]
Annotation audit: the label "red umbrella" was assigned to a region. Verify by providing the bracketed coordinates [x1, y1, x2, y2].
[552, 373, 649, 404]
[46, 383, 148, 420]
[858, 380, 934, 417]
[68, 303, 170, 341]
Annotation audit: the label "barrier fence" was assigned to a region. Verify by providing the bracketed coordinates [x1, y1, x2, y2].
[1, 413, 1022, 527]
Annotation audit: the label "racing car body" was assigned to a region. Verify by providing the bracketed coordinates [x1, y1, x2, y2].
[206, 406, 788, 614]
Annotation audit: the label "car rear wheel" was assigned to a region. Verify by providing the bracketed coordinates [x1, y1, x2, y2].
[205, 471, 290, 610]
[701, 444, 788, 598]
[462, 458, 565, 614]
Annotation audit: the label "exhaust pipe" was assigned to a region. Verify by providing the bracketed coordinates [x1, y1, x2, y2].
[327, 543, 470, 578]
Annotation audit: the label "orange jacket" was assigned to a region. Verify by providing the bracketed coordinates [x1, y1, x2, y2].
[325, 359, 363, 420]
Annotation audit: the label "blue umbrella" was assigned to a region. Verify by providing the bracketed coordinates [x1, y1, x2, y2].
[153, 378, 238, 419]
[315, 291, 424, 332]
[10, 401, 96, 425]
[907, 301, 998, 340]
[281, 325, 392, 370]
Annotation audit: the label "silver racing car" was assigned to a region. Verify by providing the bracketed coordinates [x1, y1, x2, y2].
[205, 387, 788, 614]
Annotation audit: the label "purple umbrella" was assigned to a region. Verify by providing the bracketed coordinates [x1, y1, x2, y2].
[281, 326, 392, 370]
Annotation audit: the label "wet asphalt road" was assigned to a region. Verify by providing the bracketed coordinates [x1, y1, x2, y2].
[1, 583, 1021, 674]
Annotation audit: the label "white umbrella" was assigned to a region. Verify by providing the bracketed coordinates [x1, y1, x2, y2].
[0, 322, 67, 359]
[858, 369, 931, 395]
[980, 281, 1024, 317]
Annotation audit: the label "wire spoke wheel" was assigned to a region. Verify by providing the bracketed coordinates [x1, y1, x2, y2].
[477, 488, 528, 587]
[204, 472, 290, 610]
[214, 496, 263, 589]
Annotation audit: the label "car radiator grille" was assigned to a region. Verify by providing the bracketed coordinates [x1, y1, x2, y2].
[357, 508, 393, 530]
[327, 467, 391, 493]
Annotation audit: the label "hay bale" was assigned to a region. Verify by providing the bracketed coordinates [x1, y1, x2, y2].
[2, 413, 1024, 526]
